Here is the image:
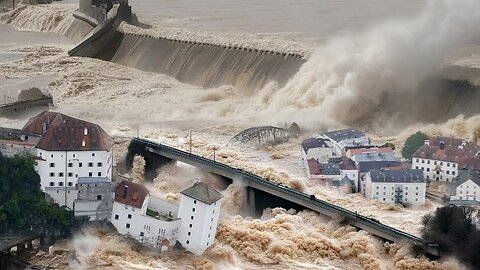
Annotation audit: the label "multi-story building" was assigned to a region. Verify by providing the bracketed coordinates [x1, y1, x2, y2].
[329, 157, 359, 189]
[301, 137, 332, 168]
[412, 137, 480, 182]
[74, 177, 114, 221]
[111, 180, 223, 255]
[449, 170, 480, 205]
[363, 169, 426, 205]
[21, 111, 113, 209]
[322, 129, 371, 156]
[177, 182, 223, 255]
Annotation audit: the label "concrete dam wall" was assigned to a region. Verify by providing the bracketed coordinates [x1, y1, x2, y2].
[68, 0, 306, 92]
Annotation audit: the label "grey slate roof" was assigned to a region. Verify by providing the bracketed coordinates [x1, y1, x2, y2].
[181, 182, 223, 205]
[78, 177, 111, 184]
[353, 152, 399, 162]
[452, 170, 480, 190]
[301, 138, 329, 151]
[369, 169, 425, 183]
[324, 129, 365, 142]
[358, 161, 402, 173]
[320, 163, 341, 175]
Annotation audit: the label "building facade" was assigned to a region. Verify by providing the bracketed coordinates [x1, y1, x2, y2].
[301, 137, 332, 169]
[449, 170, 480, 204]
[363, 169, 426, 205]
[177, 182, 223, 255]
[74, 177, 114, 221]
[322, 129, 370, 156]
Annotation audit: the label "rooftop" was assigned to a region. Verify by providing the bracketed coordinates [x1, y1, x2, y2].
[328, 156, 357, 170]
[353, 152, 399, 163]
[114, 180, 149, 209]
[348, 147, 393, 156]
[180, 182, 223, 205]
[358, 161, 402, 173]
[369, 169, 425, 183]
[307, 159, 341, 176]
[78, 177, 112, 184]
[323, 129, 365, 142]
[452, 169, 480, 190]
[413, 141, 480, 167]
[301, 137, 329, 151]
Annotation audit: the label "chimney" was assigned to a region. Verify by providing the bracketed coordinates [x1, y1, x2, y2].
[424, 139, 430, 146]
[123, 185, 128, 198]
[458, 145, 464, 151]
[84, 127, 88, 136]
[462, 140, 466, 146]
[439, 141, 445, 150]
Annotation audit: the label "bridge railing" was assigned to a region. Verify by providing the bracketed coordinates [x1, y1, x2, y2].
[134, 137, 425, 245]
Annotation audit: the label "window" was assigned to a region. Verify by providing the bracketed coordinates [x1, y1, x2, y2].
[97, 195, 102, 200]
[98, 172, 102, 177]
[426, 168, 430, 172]
[92, 153, 95, 157]
[97, 162, 102, 167]
[49, 182, 54, 186]
[51, 154, 53, 158]
[59, 182, 64, 186]
[189, 224, 192, 228]
[211, 218, 213, 222]
[210, 226, 212, 230]
[126, 223, 130, 229]
[59, 172, 64, 177]
[192, 208, 195, 212]
[128, 214, 132, 219]
[453, 164, 456, 168]
[416, 159, 419, 162]
[88, 162, 93, 167]
[207, 242, 209, 246]
[440, 162, 443, 166]
[416, 166, 419, 169]
[376, 192, 379, 195]
[447, 163, 450, 167]
[140, 232, 144, 237]
[186, 240, 190, 245]
[376, 186, 379, 189]
[49, 163, 55, 167]
[406, 187, 408, 190]
[213, 210, 215, 214]
[446, 171, 450, 175]
[68, 182, 73, 187]
[405, 192, 408, 195]
[73, 154, 76, 158]
[89, 172, 93, 177]
[416, 187, 419, 190]
[194, 200, 197, 204]
[427, 160, 430, 164]
[384, 186, 386, 190]
[416, 198, 418, 201]
[68, 163, 73, 167]
[114, 215, 119, 220]
[190, 216, 194, 220]
[383, 198, 385, 201]
[188, 232, 191, 236]
[421, 159, 425, 164]
[68, 172, 73, 177]
[452, 171, 456, 176]
[49, 172, 54, 177]
[79, 163, 83, 167]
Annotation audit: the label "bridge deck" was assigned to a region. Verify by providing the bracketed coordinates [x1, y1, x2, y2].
[133, 137, 439, 255]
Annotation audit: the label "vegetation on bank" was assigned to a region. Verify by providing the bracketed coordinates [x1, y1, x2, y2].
[402, 131, 428, 160]
[0, 152, 73, 235]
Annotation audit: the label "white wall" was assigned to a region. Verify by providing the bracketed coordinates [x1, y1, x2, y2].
[412, 158, 458, 182]
[364, 174, 426, 205]
[111, 201, 181, 248]
[301, 147, 333, 170]
[177, 195, 221, 255]
[35, 148, 112, 208]
[341, 169, 358, 188]
[450, 179, 480, 202]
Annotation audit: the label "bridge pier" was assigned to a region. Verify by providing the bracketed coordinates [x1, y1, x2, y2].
[247, 187, 256, 216]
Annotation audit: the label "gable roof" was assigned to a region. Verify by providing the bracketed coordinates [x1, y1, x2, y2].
[114, 180, 149, 208]
[452, 170, 480, 190]
[413, 144, 480, 167]
[22, 111, 112, 151]
[368, 169, 424, 183]
[301, 138, 329, 152]
[358, 161, 402, 173]
[328, 157, 357, 170]
[324, 129, 365, 142]
[180, 182, 223, 205]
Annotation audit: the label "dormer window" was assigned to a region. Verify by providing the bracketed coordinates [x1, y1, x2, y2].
[82, 140, 85, 147]
[84, 127, 88, 136]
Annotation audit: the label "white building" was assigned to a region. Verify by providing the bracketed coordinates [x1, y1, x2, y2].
[412, 137, 480, 182]
[363, 169, 426, 205]
[74, 177, 114, 221]
[329, 157, 359, 189]
[111, 181, 223, 255]
[177, 182, 223, 255]
[22, 111, 113, 209]
[301, 138, 332, 169]
[307, 157, 358, 189]
[449, 170, 480, 205]
[322, 129, 370, 156]
[111, 180, 181, 249]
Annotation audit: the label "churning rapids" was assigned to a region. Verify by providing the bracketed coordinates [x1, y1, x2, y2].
[1, 0, 480, 269]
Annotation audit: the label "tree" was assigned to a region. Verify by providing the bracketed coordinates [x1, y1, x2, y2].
[401, 131, 428, 160]
[382, 142, 396, 150]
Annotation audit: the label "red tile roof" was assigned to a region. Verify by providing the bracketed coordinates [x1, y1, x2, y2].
[413, 140, 480, 168]
[114, 180, 149, 209]
[307, 159, 321, 175]
[328, 157, 357, 170]
[22, 111, 112, 151]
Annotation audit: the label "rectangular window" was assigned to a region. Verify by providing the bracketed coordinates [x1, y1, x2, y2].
[97, 195, 102, 200]
[447, 163, 450, 167]
[192, 208, 195, 212]
[92, 153, 95, 157]
[68, 172, 73, 177]
[49, 182, 54, 186]
[189, 224, 192, 228]
[68, 182, 73, 187]
[190, 216, 194, 220]
[427, 160, 430, 164]
[186, 240, 190, 245]
[446, 171, 450, 175]
[98, 172, 102, 177]
[97, 162, 102, 167]
[49, 172, 54, 177]
[452, 171, 456, 176]
[140, 232, 144, 237]
[88, 162, 93, 167]
[128, 214, 132, 219]
[89, 172, 92, 177]
[115, 215, 119, 220]
[79, 163, 83, 167]
[126, 223, 130, 229]
[188, 232, 191, 236]
[194, 200, 197, 204]
[59, 172, 64, 177]
[426, 168, 430, 172]
[49, 163, 55, 167]
[58, 182, 64, 186]
[68, 163, 73, 167]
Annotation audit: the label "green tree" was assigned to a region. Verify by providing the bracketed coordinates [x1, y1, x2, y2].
[382, 142, 396, 150]
[401, 131, 428, 160]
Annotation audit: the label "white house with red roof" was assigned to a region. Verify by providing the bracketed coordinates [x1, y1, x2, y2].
[22, 111, 113, 209]
[111, 181, 223, 255]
